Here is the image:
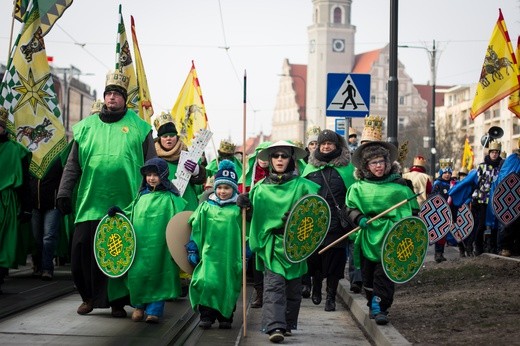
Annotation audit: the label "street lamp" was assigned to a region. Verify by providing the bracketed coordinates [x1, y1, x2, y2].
[278, 73, 306, 143]
[398, 40, 438, 177]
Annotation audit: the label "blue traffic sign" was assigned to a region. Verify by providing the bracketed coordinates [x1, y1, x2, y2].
[326, 73, 371, 117]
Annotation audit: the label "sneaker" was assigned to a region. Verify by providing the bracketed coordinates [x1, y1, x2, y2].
[77, 301, 93, 315]
[268, 329, 284, 343]
[284, 329, 292, 337]
[198, 319, 212, 329]
[145, 315, 159, 324]
[219, 321, 232, 329]
[41, 271, 53, 281]
[499, 249, 511, 257]
[375, 311, 389, 325]
[131, 308, 144, 322]
[111, 306, 127, 318]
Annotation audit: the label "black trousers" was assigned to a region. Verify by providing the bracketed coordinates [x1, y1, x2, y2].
[361, 255, 395, 312]
[71, 221, 127, 308]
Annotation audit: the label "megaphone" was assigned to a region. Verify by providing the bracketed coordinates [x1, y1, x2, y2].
[480, 126, 503, 148]
[488, 126, 504, 139]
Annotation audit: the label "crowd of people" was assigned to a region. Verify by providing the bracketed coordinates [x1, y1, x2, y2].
[1, 71, 519, 344]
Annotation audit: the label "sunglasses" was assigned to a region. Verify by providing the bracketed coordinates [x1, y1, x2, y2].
[271, 153, 289, 159]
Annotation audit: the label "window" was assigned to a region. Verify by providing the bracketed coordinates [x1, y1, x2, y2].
[399, 96, 405, 105]
[333, 7, 342, 24]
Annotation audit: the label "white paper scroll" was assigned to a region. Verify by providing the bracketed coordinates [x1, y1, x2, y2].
[173, 129, 212, 196]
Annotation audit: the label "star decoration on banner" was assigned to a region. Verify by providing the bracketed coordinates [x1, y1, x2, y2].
[13, 68, 52, 113]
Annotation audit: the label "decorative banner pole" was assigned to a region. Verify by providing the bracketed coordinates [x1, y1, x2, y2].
[319, 192, 421, 254]
[241, 70, 248, 337]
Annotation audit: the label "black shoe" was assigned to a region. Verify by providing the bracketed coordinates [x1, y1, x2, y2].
[301, 285, 311, 298]
[375, 311, 389, 325]
[268, 329, 284, 343]
[312, 292, 321, 305]
[324, 298, 336, 312]
[219, 321, 232, 329]
[198, 319, 212, 329]
[111, 306, 127, 318]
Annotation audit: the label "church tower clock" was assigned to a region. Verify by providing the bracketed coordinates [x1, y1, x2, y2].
[306, 0, 356, 131]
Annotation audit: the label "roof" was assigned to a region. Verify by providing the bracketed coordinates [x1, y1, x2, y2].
[352, 48, 383, 73]
[288, 63, 307, 121]
[236, 133, 272, 156]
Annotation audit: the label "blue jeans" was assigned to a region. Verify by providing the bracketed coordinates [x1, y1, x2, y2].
[135, 301, 165, 317]
[31, 208, 61, 273]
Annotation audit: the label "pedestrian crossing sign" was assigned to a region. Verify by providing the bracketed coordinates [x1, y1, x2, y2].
[326, 73, 371, 117]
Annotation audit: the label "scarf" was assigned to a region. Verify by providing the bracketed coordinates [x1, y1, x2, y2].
[155, 139, 185, 163]
[99, 105, 126, 123]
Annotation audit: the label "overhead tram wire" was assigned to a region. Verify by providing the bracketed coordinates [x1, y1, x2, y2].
[217, 0, 259, 118]
[56, 23, 111, 70]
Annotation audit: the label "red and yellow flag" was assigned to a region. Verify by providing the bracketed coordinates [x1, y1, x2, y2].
[508, 36, 520, 118]
[470, 9, 519, 120]
[130, 15, 153, 124]
[171, 61, 208, 147]
[461, 137, 474, 171]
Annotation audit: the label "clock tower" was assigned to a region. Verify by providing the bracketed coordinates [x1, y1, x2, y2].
[307, 0, 356, 131]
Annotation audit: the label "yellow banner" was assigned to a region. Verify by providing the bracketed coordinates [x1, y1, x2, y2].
[0, 8, 66, 178]
[171, 61, 208, 147]
[115, 5, 139, 116]
[130, 15, 153, 124]
[508, 36, 520, 118]
[461, 137, 474, 171]
[470, 9, 520, 119]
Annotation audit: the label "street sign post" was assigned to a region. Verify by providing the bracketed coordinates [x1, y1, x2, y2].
[326, 73, 371, 117]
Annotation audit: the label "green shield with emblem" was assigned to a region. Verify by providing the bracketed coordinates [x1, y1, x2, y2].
[284, 194, 331, 263]
[381, 216, 428, 284]
[94, 213, 136, 278]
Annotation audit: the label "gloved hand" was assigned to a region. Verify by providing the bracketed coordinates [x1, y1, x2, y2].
[236, 193, 251, 209]
[358, 217, 368, 229]
[57, 197, 73, 215]
[184, 159, 200, 176]
[107, 206, 123, 217]
[18, 210, 32, 223]
[185, 240, 200, 267]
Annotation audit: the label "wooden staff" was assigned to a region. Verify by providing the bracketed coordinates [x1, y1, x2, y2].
[318, 192, 421, 255]
[241, 70, 248, 337]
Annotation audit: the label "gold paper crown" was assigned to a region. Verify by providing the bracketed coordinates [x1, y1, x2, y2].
[218, 140, 236, 155]
[348, 127, 357, 137]
[105, 70, 130, 91]
[488, 140, 502, 151]
[361, 115, 384, 142]
[413, 155, 427, 167]
[439, 158, 453, 170]
[306, 125, 321, 143]
[0, 106, 7, 127]
[153, 112, 174, 132]
[89, 100, 104, 115]
[291, 139, 304, 149]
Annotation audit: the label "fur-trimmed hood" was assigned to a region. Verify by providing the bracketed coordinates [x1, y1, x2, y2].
[355, 160, 402, 180]
[308, 146, 350, 167]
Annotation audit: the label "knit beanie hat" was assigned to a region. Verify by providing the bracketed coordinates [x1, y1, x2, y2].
[214, 159, 238, 192]
[317, 130, 339, 146]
